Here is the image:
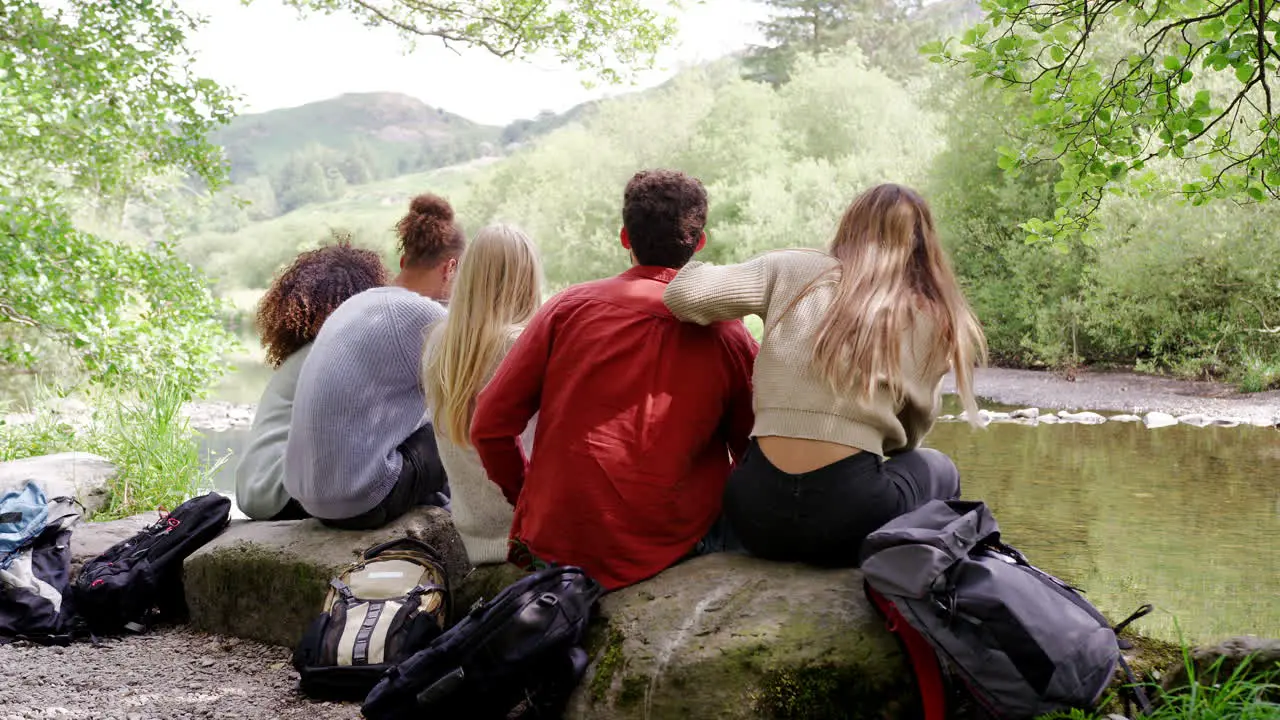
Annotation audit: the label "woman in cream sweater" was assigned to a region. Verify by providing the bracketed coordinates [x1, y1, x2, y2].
[663, 183, 987, 566]
[422, 224, 542, 566]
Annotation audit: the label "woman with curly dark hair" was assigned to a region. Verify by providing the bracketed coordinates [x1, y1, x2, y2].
[234, 241, 389, 520]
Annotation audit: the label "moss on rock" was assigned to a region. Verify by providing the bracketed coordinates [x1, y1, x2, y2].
[451, 562, 531, 623]
[565, 554, 914, 720]
[589, 628, 627, 700]
[183, 508, 467, 648]
[184, 540, 337, 648]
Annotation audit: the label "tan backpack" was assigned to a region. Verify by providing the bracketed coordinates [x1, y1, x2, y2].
[293, 537, 450, 699]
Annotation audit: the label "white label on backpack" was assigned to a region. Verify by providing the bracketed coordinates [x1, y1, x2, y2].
[367, 571, 404, 579]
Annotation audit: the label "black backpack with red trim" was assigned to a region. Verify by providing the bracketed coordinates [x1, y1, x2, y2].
[74, 493, 231, 634]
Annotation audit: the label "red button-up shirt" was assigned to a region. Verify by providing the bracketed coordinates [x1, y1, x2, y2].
[471, 265, 758, 590]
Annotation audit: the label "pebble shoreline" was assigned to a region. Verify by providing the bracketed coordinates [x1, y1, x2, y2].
[938, 408, 1277, 428]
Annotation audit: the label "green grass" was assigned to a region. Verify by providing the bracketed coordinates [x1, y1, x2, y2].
[0, 380, 224, 520]
[1233, 352, 1280, 394]
[1042, 643, 1280, 720]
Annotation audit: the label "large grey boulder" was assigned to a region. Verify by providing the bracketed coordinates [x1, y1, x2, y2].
[567, 554, 913, 720]
[0, 451, 116, 517]
[183, 507, 467, 648]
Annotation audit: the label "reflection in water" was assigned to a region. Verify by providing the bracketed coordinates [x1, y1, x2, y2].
[926, 420, 1279, 643]
[198, 406, 1280, 644]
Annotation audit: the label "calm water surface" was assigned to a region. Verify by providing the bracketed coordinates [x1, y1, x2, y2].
[199, 384, 1280, 644]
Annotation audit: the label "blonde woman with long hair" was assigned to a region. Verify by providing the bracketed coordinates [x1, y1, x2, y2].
[422, 224, 543, 565]
[663, 183, 987, 566]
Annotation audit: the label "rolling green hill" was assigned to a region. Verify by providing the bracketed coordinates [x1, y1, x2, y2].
[212, 92, 503, 183]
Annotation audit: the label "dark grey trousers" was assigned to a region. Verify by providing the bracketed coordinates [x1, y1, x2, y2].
[320, 423, 451, 531]
[722, 439, 961, 567]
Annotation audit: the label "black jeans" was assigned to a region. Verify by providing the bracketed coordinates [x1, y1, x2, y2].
[269, 498, 311, 521]
[321, 423, 451, 531]
[723, 439, 960, 567]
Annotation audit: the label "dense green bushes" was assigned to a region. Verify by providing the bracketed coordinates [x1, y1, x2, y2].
[928, 79, 1280, 383]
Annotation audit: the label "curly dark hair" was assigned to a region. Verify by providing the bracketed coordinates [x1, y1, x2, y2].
[396, 193, 466, 267]
[257, 240, 390, 368]
[622, 169, 708, 269]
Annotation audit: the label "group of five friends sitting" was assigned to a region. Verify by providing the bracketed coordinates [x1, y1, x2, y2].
[234, 169, 987, 592]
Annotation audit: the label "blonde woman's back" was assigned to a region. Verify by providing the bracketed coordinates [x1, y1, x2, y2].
[425, 328, 535, 565]
[661, 183, 983, 570]
[665, 249, 947, 461]
[420, 223, 543, 565]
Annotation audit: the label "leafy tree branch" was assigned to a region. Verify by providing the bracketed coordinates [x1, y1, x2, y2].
[1, 0, 238, 395]
[930, 0, 1280, 245]
[275, 0, 680, 83]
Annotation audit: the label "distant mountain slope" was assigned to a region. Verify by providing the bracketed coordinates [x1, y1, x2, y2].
[212, 92, 503, 182]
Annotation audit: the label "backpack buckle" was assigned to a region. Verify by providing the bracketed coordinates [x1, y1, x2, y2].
[330, 578, 355, 602]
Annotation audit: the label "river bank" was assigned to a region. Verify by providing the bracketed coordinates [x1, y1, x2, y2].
[183, 366, 1279, 431]
[4, 366, 1275, 433]
[942, 367, 1280, 425]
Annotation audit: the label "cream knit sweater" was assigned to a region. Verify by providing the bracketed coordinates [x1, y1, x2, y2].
[663, 250, 945, 457]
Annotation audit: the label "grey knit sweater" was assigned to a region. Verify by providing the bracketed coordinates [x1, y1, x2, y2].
[284, 287, 447, 519]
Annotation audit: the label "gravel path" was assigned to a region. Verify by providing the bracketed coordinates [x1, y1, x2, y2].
[0, 628, 361, 720]
[945, 367, 1280, 424]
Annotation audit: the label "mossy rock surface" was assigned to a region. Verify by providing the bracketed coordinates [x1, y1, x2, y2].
[183, 506, 467, 648]
[566, 554, 914, 720]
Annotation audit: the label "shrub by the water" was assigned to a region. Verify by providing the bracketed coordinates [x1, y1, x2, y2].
[0, 380, 223, 520]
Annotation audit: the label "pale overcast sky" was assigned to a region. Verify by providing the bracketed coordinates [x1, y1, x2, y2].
[186, 0, 767, 126]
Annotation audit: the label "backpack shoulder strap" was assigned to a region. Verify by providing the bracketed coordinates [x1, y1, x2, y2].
[1112, 605, 1155, 717]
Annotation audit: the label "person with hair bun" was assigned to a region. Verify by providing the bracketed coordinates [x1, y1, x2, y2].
[234, 241, 390, 521]
[284, 193, 466, 529]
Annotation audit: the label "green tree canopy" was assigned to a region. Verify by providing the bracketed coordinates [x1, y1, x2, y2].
[0, 0, 237, 393]
[935, 0, 1280, 243]
[279, 0, 679, 83]
[745, 0, 927, 82]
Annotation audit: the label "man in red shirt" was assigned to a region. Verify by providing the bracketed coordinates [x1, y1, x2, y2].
[470, 169, 758, 590]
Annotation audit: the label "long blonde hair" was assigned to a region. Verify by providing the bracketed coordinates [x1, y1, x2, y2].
[422, 224, 543, 446]
[808, 184, 987, 424]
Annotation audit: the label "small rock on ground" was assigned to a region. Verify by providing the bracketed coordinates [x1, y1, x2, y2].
[0, 628, 360, 720]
